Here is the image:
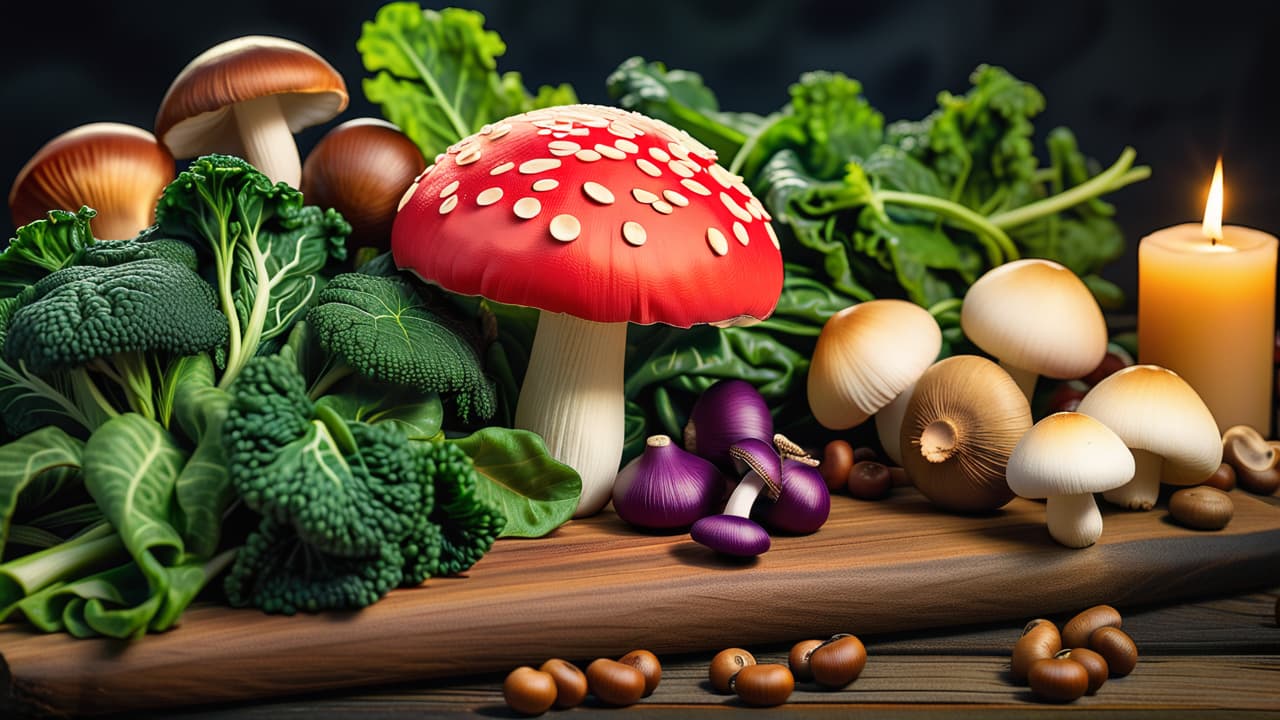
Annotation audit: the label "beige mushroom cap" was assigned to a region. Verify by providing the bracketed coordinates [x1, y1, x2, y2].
[1076, 364, 1223, 485]
[155, 35, 348, 158]
[961, 258, 1107, 380]
[807, 299, 942, 429]
[1007, 412, 1135, 498]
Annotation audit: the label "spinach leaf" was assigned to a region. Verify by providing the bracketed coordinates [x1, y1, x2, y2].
[451, 428, 580, 538]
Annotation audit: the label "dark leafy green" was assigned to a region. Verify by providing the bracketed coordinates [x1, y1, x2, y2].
[451, 428, 580, 538]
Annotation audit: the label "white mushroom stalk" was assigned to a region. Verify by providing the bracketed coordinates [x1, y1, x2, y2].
[1045, 492, 1107, 549]
[514, 313, 627, 517]
[1101, 448, 1162, 511]
[234, 95, 302, 187]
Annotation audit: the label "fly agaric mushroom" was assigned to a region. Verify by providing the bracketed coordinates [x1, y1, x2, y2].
[301, 118, 425, 265]
[392, 104, 784, 516]
[1077, 365, 1222, 510]
[9, 122, 174, 239]
[155, 36, 348, 187]
[807, 299, 942, 464]
[961, 259, 1107, 399]
[1006, 412, 1135, 548]
[899, 355, 1033, 512]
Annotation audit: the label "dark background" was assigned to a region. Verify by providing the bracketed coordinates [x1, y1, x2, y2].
[3, 0, 1278, 310]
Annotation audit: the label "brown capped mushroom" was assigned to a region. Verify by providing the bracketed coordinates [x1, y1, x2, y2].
[1222, 425, 1280, 494]
[9, 123, 174, 239]
[156, 36, 348, 186]
[899, 355, 1032, 512]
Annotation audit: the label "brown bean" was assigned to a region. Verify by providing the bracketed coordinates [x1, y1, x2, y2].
[586, 658, 646, 706]
[1056, 648, 1108, 695]
[1011, 618, 1061, 684]
[618, 649, 661, 697]
[1028, 657, 1089, 702]
[1201, 463, 1237, 492]
[848, 461, 892, 500]
[788, 639, 823, 682]
[810, 634, 867, 688]
[1062, 605, 1122, 649]
[732, 663, 794, 707]
[539, 658, 587, 709]
[503, 666, 557, 716]
[821, 440, 854, 491]
[1169, 486, 1234, 530]
[1089, 627, 1138, 677]
[710, 648, 756, 693]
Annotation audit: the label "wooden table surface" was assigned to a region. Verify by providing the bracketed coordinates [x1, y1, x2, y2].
[63, 587, 1271, 718]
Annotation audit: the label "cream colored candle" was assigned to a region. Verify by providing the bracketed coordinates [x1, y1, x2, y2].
[1138, 166, 1277, 434]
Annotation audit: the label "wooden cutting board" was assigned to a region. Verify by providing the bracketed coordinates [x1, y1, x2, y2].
[3, 489, 1279, 717]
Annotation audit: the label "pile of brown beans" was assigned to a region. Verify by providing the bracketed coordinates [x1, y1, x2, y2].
[503, 650, 660, 715]
[1012, 604, 1139, 703]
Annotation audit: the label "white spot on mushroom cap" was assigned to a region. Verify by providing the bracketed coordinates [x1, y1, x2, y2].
[668, 142, 691, 160]
[439, 180, 460, 198]
[439, 195, 459, 214]
[583, 181, 615, 205]
[397, 181, 418, 212]
[622, 221, 647, 246]
[490, 162, 515, 176]
[548, 140, 580, 156]
[456, 147, 481, 166]
[648, 147, 671, 163]
[667, 161, 694, 178]
[706, 227, 729, 256]
[733, 222, 749, 246]
[489, 124, 512, 139]
[681, 179, 712, 196]
[720, 192, 753, 223]
[520, 158, 562, 174]
[550, 214, 581, 242]
[631, 188, 659, 204]
[532, 178, 559, 192]
[636, 158, 662, 177]
[652, 200, 673, 215]
[513, 197, 541, 219]
[614, 138, 640, 154]
[476, 187, 503, 206]
[595, 144, 627, 160]
[575, 149, 602, 162]
[663, 189, 689, 207]
[766, 223, 780, 249]
[709, 164, 736, 188]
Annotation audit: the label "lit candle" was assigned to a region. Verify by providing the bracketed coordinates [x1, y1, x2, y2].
[1138, 160, 1277, 434]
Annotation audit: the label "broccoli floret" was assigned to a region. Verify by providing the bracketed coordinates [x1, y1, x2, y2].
[71, 229, 198, 272]
[222, 354, 499, 613]
[2, 257, 228, 423]
[307, 273, 496, 423]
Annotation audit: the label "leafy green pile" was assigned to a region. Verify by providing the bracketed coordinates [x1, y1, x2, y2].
[0, 155, 580, 637]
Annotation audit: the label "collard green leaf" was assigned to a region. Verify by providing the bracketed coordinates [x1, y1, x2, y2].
[451, 428, 579, 538]
[315, 378, 443, 441]
[0, 207, 96, 299]
[0, 426, 84, 550]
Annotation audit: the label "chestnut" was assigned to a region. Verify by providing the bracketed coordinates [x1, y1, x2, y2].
[852, 446, 879, 463]
[503, 666, 557, 716]
[848, 461, 892, 500]
[788, 639, 823, 681]
[710, 648, 756, 693]
[731, 663, 794, 707]
[618, 649, 662, 697]
[539, 658, 587, 709]
[1028, 657, 1089, 702]
[1222, 425, 1280, 495]
[809, 634, 868, 689]
[586, 658, 646, 706]
[1061, 605, 1122, 649]
[1089, 626, 1138, 677]
[821, 440, 854, 491]
[1011, 618, 1062, 684]
[1056, 648, 1108, 695]
[1169, 486, 1234, 530]
[1202, 463, 1237, 492]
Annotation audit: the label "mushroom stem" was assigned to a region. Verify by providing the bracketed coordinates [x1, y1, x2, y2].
[723, 471, 768, 518]
[234, 94, 301, 187]
[1045, 492, 1104, 548]
[1000, 361, 1039, 400]
[1102, 448, 1161, 511]
[514, 312, 626, 517]
[875, 387, 913, 466]
[918, 419, 959, 464]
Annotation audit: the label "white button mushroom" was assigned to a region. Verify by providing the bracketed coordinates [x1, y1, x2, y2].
[961, 259, 1108, 399]
[806, 299, 942, 464]
[1076, 365, 1223, 510]
[1007, 412, 1135, 548]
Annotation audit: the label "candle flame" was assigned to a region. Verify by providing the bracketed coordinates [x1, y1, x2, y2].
[1202, 158, 1224, 244]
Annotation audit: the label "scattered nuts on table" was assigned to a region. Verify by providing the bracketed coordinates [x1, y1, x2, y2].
[618, 649, 662, 696]
[586, 658, 647, 707]
[1222, 425, 1280, 495]
[1056, 648, 1108, 695]
[731, 663, 795, 707]
[848, 461, 893, 500]
[503, 666, 558, 716]
[808, 634, 868, 689]
[1089, 626, 1139, 677]
[1062, 605, 1123, 649]
[1202, 462, 1237, 492]
[788, 639, 824, 681]
[1169, 486, 1234, 530]
[1028, 655, 1090, 702]
[539, 658, 588, 709]
[1011, 618, 1062, 684]
[821, 440, 854, 491]
[710, 648, 757, 693]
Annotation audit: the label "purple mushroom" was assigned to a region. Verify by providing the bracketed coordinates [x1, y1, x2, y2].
[690, 437, 780, 557]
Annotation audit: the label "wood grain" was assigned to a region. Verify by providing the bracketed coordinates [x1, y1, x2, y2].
[2, 489, 1278, 717]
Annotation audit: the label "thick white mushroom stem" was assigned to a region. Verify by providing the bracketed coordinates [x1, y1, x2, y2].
[875, 387, 914, 466]
[515, 312, 627, 517]
[234, 95, 301, 187]
[723, 471, 768, 518]
[1102, 448, 1161, 510]
[1045, 493, 1104, 548]
[999, 361, 1039, 401]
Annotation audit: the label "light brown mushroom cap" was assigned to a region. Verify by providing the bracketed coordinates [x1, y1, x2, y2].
[155, 35, 348, 158]
[807, 299, 942, 429]
[1007, 412, 1135, 498]
[961, 258, 1107, 380]
[9, 122, 174, 240]
[1076, 364, 1223, 485]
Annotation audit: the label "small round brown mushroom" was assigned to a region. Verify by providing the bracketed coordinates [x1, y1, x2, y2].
[155, 36, 348, 187]
[1222, 425, 1280, 495]
[301, 118, 425, 262]
[9, 123, 174, 239]
[1169, 486, 1234, 530]
[900, 355, 1032, 512]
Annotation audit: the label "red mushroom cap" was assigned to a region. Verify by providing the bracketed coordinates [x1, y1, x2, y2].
[391, 104, 783, 328]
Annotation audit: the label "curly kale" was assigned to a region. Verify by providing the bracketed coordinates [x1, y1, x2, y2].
[221, 354, 503, 614]
[307, 273, 496, 423]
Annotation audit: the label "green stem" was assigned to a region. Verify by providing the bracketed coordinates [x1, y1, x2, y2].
[0, 522, 125, 612]
[927, 298, 964, 318]
[307, 362, 352, 401]
[392, 27, 470, 140]
[989, 148, 1150, 229]
[876, 190, 1019, 264]
[728, 113, 784, 176]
